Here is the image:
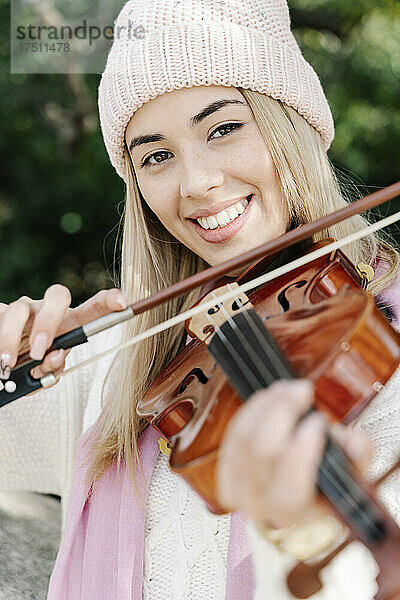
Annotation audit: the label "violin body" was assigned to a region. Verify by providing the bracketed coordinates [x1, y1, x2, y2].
[137, 240, 400, 599]
[138, 241, 400, 512]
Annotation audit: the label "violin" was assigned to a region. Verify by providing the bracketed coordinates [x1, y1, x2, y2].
[137, 242, 400, 600]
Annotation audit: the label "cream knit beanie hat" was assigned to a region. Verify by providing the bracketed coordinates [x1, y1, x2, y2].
[98, 0, 334, 181]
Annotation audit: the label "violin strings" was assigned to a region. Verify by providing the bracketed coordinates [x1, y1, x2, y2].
[205, 293, 266, 391]
[211, 286, 293, 383]
[323, 449, 382, 537]
[232, 291, 292, 380]
[210, 288, 381, 541]
[233, 293, 382, 540]
[209, 290, 279, 386]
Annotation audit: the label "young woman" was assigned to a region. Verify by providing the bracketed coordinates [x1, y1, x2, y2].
[1, 1, 400, 598]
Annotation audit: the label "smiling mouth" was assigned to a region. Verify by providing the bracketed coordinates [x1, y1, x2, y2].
[189, 195, 254, 229]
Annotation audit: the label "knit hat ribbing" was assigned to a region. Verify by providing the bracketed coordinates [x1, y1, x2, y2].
[98, 0, 334, 181]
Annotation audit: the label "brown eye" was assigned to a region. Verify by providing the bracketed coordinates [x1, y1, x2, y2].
[141, 150, 172, 168]
[209, 122, 243, 139]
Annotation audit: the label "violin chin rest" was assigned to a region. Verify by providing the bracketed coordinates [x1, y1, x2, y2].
[286, 537, 352, 599]
[286, 562, 323, 599]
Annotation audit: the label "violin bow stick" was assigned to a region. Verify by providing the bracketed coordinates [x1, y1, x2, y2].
[1, 182, 399, 407]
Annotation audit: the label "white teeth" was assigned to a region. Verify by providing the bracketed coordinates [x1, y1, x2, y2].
[235, 201, 246, 214]
[207, 215, 218, 229]
[227, 206, 239, 220]
[196, 196, 250, 229]
[216, 211, 230, 226]
[198, 217, 210, 229]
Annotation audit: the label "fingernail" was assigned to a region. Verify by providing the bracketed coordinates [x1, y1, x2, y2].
[50, 349, 64, 367]
[0, 352, 11, 380]
[116, 295, 128, 310]
[304, 412, 327, 433]
[30, 333, 49, 360]
[30, 367, 40, 380]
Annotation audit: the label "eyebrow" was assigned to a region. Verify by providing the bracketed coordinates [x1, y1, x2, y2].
[128, 98, 246, 152]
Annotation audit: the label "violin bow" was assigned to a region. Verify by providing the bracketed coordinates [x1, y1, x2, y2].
[1, 181, 400, 407]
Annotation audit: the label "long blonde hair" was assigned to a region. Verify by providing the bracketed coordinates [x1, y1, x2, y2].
[86, 88, 398, 491]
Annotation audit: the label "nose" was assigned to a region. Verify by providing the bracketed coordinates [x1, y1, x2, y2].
[179, 149, 225, 201]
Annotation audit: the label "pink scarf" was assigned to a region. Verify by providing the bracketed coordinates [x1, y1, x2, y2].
[48, 269, 400, 599]
[48, 424, 253, 599]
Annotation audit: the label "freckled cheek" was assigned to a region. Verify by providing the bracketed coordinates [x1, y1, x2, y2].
[231, 139, 276, 186]
[146, 197, 183, 235]
[136, 178, 179, 223]
[252, 148, 277, 183]
[243, 143, 285, 225]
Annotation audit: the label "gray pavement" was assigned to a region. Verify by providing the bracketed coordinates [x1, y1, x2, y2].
[0, 492, 61, 600]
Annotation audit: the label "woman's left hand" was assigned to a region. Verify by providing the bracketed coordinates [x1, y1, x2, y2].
[216, 379, 373, 529]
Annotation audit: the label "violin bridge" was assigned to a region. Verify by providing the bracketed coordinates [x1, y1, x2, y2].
[187, 283, 250, 343]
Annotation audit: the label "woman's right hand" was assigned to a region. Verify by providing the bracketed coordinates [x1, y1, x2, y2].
[217, 380, 373, 530]
[0, 284, 128, 390]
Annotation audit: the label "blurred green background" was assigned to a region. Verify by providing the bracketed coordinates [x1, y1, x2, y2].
[1, 0, 399, 305]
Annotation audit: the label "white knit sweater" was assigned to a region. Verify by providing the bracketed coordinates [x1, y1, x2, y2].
[0, 324, 399, 599]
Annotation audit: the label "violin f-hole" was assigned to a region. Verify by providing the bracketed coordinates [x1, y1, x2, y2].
[178, 367, 210, 394]
[263, 280, 307, 320]
[277, 280, 307, 312]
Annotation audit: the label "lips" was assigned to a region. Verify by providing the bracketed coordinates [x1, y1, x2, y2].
[188, 194, 254, 243]
[188, 194, 253, 222]
[187, 194, 254, 220]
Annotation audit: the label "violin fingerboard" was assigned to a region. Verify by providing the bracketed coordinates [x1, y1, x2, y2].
[207, 308, 293, 401]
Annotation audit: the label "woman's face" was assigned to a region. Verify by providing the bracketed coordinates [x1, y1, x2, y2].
[125, 85, 289, 274]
